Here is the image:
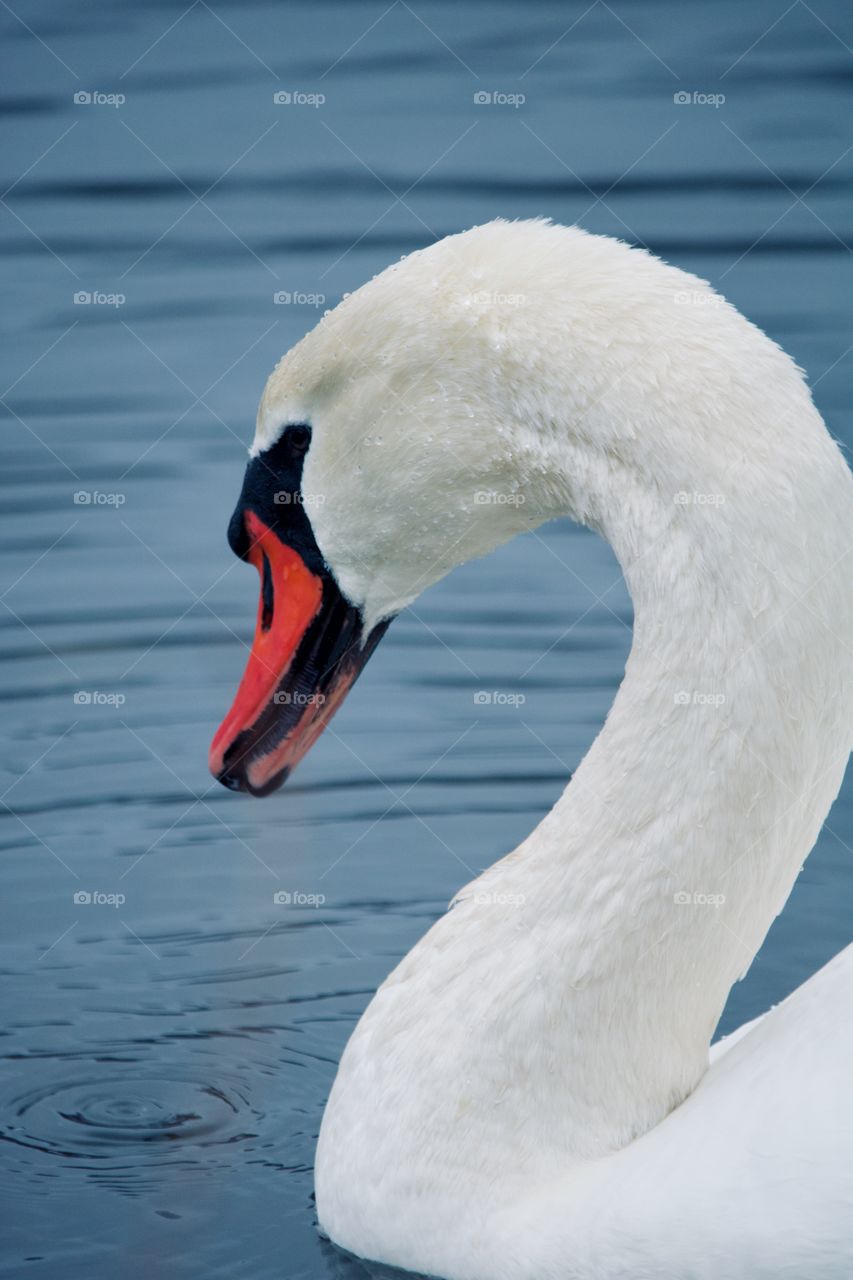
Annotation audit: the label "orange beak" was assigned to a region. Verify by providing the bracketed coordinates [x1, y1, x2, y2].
[209, 510, 388, 797]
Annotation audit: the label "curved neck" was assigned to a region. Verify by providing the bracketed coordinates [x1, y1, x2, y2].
[484, 444, 852, 1155]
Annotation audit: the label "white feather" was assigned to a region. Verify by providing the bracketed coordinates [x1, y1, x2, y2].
[255, 220, 853, 1279]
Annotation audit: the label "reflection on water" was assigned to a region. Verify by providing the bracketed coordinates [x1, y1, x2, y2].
[1, 0, 852, 1276]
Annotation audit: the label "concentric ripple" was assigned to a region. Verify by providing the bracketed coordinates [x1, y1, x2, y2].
[0, 1069, 260, 1175]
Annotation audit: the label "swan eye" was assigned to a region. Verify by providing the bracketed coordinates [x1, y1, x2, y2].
[283, 424, 311, 454]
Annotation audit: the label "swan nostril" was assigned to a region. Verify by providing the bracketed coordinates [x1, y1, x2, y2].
[261, 552, 274, 631]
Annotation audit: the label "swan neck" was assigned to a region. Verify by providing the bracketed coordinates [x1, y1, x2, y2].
[503, 463, 852, 1152]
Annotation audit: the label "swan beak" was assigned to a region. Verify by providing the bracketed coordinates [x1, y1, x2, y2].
[209, 510, 388, 797]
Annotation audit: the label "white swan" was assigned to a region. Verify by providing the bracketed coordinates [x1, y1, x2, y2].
[210, 219, 853, 1279]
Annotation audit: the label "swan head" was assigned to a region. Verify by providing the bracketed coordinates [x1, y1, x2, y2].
[210, 218, 818, 795]
[210, 220, 572, 795]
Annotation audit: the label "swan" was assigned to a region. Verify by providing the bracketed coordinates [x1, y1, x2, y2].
[209, 219, 853, 1279]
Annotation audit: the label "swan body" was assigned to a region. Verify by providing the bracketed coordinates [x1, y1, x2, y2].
[322, 947, 853, 1279]
[243, 221, 853, 1277]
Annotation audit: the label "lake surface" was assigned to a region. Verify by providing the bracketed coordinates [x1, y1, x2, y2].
[1, 1, 852, 1275]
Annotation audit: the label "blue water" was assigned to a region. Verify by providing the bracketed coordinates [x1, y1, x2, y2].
[1, 1, 852, 1275]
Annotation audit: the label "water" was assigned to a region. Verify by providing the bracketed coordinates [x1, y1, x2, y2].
[2, 0, 852, 1275]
